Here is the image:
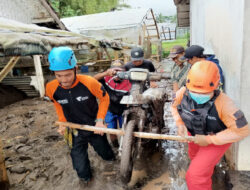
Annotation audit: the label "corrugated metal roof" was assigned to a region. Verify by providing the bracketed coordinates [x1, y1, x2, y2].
[61, 8, 150, 32]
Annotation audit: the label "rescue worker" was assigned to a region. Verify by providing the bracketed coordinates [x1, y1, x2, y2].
[182, 45, 224, 90]
[94, 60, 131, 147]
[125, 47, 158, 88]
[171, 60, 249, 190]
[168, 45, 190, 93]
[46, 46, 115, 186]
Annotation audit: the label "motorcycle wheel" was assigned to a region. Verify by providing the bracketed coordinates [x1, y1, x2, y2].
[120, 120, 136, 183]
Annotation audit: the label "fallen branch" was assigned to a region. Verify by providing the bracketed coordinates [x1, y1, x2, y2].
[55, 121, 194, 142]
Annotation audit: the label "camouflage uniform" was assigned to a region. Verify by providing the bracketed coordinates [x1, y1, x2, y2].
[171, 62, 190, 88]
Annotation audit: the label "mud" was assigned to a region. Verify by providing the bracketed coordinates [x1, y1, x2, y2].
[0, 60, 249, 189]
[0, 85, 26, 108]
[0, 97, 238, 190]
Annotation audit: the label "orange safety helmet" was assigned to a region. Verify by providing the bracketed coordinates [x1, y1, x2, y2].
[186, 60, 220, 93]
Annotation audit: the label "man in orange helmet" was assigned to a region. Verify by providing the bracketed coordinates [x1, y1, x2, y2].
[171, 60, 249, 190]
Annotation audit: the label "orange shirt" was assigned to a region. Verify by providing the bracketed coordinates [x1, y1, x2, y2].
[172, 87, 250, 145]
[46, 75, 109, 125]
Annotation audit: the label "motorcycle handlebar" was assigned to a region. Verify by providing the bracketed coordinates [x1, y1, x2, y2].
[116, 71, 171, 81]
[148, 72, 171, 81]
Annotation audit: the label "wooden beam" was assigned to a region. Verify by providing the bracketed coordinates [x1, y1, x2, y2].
[144, 35, 159, 39]
[0, 138, 9, 190]
[161, 26, 167, 40]
[39, 0, 67, 30]
[146, 24, 156, 28]
[143, 21, 150, 37]
[0, 56, 20, 82]
[56, 121, 195, 142]
[150, 9, 160, 39]
[33, 55, 45, 97]
[102, 48, 112, 62]
[114, 51, 119, 60]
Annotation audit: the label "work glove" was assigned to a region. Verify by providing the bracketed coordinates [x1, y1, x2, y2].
[194, 134, 210, 146]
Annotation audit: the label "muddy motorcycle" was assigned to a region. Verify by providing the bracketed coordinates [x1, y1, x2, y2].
[115, 68, 170, 183]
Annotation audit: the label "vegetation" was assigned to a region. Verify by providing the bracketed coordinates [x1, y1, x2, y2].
[161, 37, 188, 58]
[152, 33, 189, 58]
[156, 13, 177, 24]
[49, 0, 120, 17]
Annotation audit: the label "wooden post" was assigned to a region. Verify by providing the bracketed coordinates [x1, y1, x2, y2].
[33, 55, 45, 97]
[0, 138, 9, 190]
[161, 26, 167, 40]
[145, 37, 152, 59]
[39, 0, 67, 30]
[150, 9, 160, 39]
[114, 51, 119, 60]
[168, 27, 172, 40]
[175, 27, 177, 39]
[103, 48, 112, 62]
[157, 40, 162, 62]
[124, 55, 129, 64]
[55, 121, 195, 142]
[0, 56, 20, 82]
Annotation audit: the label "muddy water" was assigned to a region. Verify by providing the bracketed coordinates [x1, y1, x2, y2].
[126, 102, 189, 190]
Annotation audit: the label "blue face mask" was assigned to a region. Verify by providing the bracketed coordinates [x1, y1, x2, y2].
[189, 92, 213, 104]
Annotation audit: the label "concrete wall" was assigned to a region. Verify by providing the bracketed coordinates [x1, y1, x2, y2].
[238, 0, 250, 171]
[190, 0, 250, 170]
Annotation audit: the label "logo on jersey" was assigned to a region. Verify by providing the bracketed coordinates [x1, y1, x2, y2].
[207, 115, 217, 121]
[57, 99, 69, 104]
[76, 96, 88, 102]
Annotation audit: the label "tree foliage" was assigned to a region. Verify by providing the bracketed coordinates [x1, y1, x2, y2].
[49, 0, 120, 17]
[156, 13, 177, 24]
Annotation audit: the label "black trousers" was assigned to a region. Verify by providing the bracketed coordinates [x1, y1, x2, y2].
[70, 130, 115, 181]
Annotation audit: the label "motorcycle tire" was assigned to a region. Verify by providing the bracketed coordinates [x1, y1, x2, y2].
[120, 120, 136, 183]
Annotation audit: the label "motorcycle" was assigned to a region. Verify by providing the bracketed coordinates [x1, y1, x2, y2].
[115, 68, 170, 183]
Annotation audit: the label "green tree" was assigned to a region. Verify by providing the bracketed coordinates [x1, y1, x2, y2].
[156, 13, 167, 23]
[49, 0, 120, 17]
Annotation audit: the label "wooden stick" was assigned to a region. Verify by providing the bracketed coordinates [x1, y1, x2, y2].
[0, 56, 20, 82]
[55, 121, 195, 142]
[0, 138, 9, 187]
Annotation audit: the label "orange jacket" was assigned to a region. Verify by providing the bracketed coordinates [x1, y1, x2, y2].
[172, 87, 250, 145]
[46, 75, 109, 125]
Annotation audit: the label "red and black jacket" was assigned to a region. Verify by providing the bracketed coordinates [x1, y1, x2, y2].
[99, 76, 131, 115]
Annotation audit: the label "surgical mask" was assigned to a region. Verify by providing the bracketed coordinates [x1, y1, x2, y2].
[189, 91, 213, 104]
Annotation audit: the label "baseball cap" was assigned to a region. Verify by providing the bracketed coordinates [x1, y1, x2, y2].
[183, 45, 204, 59]
[131, 47, 144, 61]
[168, 45, 185, 58]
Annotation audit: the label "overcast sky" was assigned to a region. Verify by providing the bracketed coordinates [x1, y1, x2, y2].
[122, 0, 176, 16]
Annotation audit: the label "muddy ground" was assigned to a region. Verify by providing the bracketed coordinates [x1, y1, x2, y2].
[0, 85, 26, 108]
[0, 59, 249, 189]
[0, 96, 237, 190]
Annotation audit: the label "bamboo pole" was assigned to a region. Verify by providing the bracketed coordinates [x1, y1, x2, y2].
[55, 121, 195, 142]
